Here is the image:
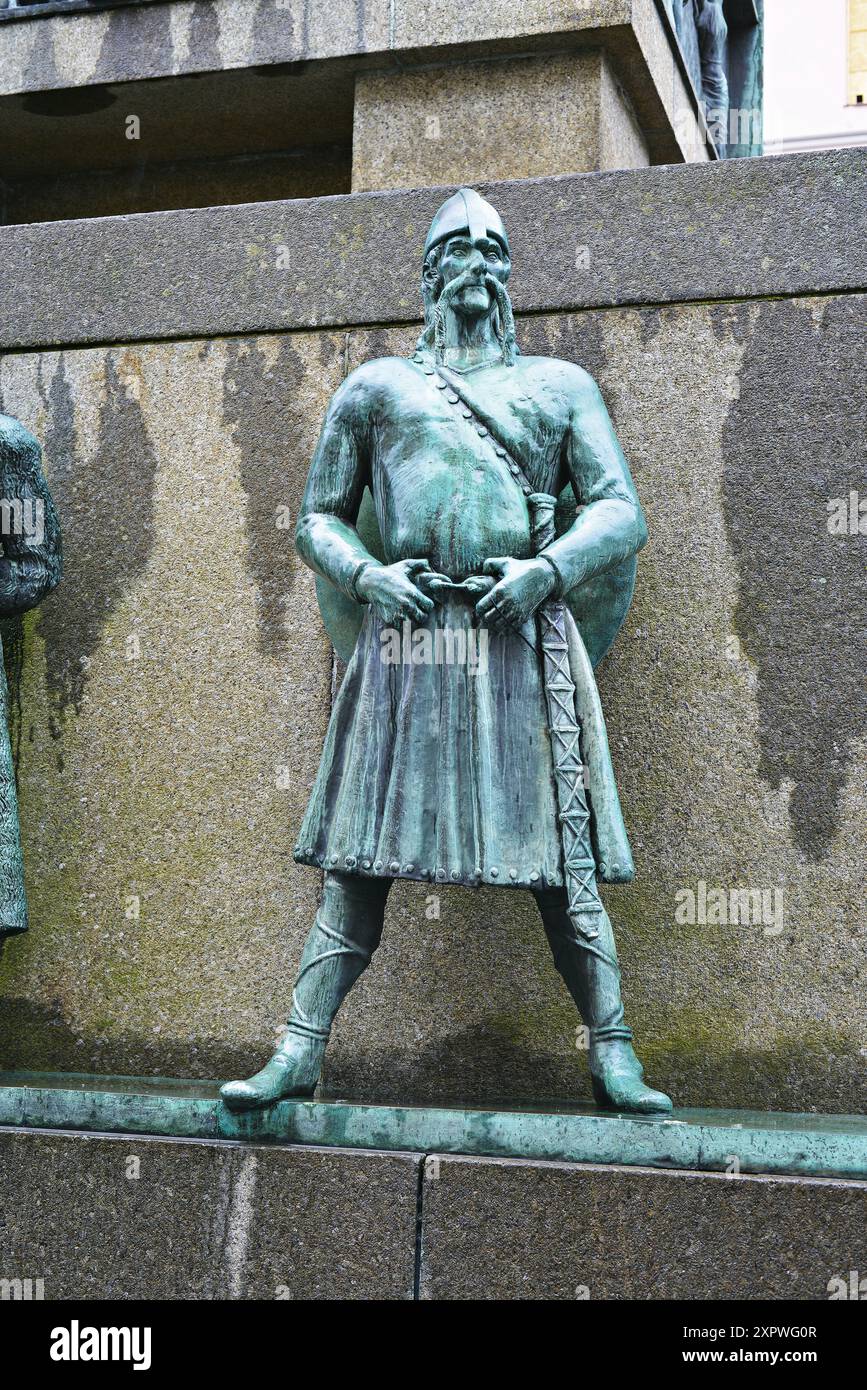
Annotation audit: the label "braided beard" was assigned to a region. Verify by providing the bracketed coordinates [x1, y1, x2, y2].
[487, 274, 517, 367]
[429, 269, 517, 367]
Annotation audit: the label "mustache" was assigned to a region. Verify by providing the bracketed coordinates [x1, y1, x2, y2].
[434, 269, 516, 367]
[438, 263, 491, 303]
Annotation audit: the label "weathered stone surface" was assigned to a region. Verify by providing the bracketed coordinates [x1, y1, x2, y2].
[583, 293, 866, 1115]
[352, 52, 649, 193]
[4, 1121, 865, 1301]
[418, 1154, 867, 1299]
[0, 291, 862, 1113]
[599, 51, 652, 171]
[0, 1127, 419, 1299]
[0, 0, 676, 98]
[0, 292, 863, 1111]
[0, 155, 862, 1114]
[0, 335, 340, 1080]
[0, 0, 705, 225]
[1, 152, 863, 352]
[391, 0, 631, 53]
[0, 0, 393, 97]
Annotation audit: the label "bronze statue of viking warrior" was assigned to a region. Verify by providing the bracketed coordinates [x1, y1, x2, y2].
[222, 189, 672, 1115]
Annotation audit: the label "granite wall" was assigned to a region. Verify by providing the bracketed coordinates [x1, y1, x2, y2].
[4, 1127, 866, 1300]
[1, 0, 710, 226]
[0, 152, 864, 1114]
[351, 50, 652, 192]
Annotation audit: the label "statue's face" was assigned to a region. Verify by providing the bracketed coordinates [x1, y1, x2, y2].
[438, 234, 510, 317]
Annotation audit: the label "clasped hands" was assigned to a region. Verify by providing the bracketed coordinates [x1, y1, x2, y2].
[356, 556, 557, 632]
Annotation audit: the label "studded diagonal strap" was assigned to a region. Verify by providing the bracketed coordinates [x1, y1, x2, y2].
[431, 364, 607, 946]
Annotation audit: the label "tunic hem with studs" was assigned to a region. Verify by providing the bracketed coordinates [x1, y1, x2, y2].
[294, 596, 569, 891]
[292, 848, 561, 891]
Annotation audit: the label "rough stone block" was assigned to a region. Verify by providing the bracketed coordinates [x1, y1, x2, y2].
[0, 0, 702, 222]
[0, 1127, 420, 1300]
[418, 1155, 867, 1299]
[0, 0, 393, 97]
[1, 153, 863, 352]
[352, 51, 649, 193]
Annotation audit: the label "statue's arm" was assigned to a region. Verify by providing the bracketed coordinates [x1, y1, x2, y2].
[0, 417, 62, 619]
[541, 373, 647, 597]
[295, 377, 379, 600]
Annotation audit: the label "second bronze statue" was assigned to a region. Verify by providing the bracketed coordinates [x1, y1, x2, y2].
[221, 188, 672, 1116]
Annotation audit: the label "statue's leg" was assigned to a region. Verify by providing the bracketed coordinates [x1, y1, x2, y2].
[220, 871, 389, 1110]
[534, 886, 672, 1114]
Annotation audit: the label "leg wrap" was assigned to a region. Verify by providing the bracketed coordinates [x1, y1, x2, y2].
[285, 872, 389, 1043]
[534, 885, 633, 1044]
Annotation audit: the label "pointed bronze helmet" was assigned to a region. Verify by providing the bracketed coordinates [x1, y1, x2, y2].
[424, 188, 510, 260]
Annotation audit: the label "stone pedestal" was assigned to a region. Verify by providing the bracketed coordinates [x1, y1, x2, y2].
[0, 1126, 420, 1301]
[418, 1155, 867, 1301]
[3, 1078, 866, 1301]
[352, 51, 650, 193]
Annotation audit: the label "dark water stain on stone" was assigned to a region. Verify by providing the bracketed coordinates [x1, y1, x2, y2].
[318, 332, 339, 370]
[519, 313, 608, 389]
[38, 354, 158, 734]
[95, 5, 174, 81]
[637, 305, 664, 350]
[352, 326, 399, 366]
[722, 297, 867, 859]
[354, 0, 367, 50]
[0, 378, 31, 772]
[250, 0, 296, 65]
[22, 20, 60, 91]
[188, 1, 222, 72]
[710, 300, 752, 346]
[222, 339, 307, 658]
[568, 314, 609, 390]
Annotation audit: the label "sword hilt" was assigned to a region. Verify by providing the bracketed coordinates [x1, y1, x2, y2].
[526, 492, 558, 554]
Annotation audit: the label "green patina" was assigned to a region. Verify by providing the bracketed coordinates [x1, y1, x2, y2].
[2, 1072, 865, 1181]
[221, 188, 675, 1118]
